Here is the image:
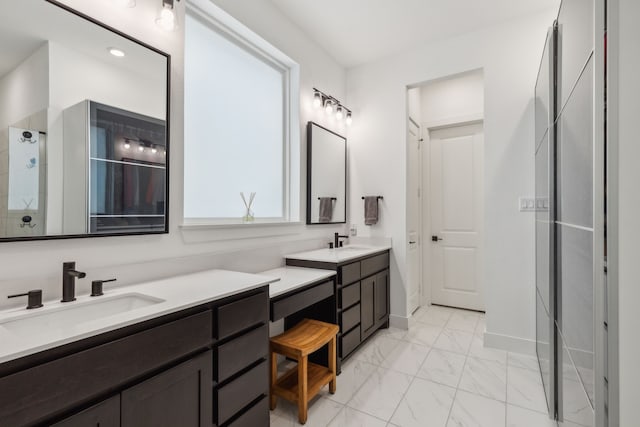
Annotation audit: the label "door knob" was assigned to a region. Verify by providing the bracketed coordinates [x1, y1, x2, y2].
[431, 235, 443, 242]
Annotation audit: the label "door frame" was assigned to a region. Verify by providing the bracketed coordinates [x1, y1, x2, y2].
[421, 114, 484, 309]
[407, 116, 423, 313]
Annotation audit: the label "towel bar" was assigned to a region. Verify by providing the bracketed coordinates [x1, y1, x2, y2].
[361, 196, 383, 200]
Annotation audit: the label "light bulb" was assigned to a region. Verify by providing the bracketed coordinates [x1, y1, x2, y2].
[152, 146, 158, 154]
[156, 4, 176, 31]
[123, 141, 131, 149]
[346, 111, 353, 126]
[336, 105, 344, 120]
[138, 144, 145, 152]
[324, 99, 334, 115]
[313, 91, 322, 108]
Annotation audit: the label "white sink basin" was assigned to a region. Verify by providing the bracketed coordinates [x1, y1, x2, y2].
[0, 293, 164, 335]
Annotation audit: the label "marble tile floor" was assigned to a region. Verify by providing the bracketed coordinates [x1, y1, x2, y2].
[270, 305, 558, 427]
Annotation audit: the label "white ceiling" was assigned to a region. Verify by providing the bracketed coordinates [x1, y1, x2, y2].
[269, 0, 560, 67]
[1, 0, 165, 80]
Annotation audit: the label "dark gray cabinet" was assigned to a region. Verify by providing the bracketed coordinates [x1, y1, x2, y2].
[361, 269, 389, 340]
[212, 290, 269, 426]
[0, 287, 270, 427]
[51, 396, 120, 427]
[361, 275, 375, 335]
[286, 250, 390, 361]
[121, 351, 211, 427]
[375, 269, 389, 323]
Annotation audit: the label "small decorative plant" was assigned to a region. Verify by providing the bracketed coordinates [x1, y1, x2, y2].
[240, 192, 256, 223]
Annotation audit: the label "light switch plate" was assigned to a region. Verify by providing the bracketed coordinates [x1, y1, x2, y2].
[519, 197, 550, 212]
[519, 197, 536, 212]
[350, 224, 357, 236]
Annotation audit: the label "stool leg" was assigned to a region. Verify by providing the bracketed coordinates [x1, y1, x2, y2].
[270, 351, 278, 410]
[329, 336, 337, 394]
[298, 356, 308, 424]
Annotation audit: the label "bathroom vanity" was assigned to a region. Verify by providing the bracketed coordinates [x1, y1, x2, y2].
[0, 270, 274, 427]
[285, 245, 391, 361]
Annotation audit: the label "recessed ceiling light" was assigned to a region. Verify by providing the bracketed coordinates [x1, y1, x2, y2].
[108, 48, 125, 58]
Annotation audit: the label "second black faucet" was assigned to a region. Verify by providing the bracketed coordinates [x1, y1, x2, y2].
[334, 232, 349, 248]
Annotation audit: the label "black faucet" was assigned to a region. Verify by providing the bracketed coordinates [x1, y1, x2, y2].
[334, 232, 349, 248]
[62, 262, 86, 302]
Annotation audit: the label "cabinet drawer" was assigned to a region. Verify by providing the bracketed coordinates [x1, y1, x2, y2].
[270, 280, 333, 321]
[0, 311, 212, 427]
[216, 324, 268, 383]
[341, 325, 361, 358]
[341, 303, 360, 332]
[216, 291, 268, 340]
[215, 360, 268, 425]
[228, 396, 269, 427]
[361, 252, 389, 277]
[340, 281, 360, 309]
[340, 261, 360, 285]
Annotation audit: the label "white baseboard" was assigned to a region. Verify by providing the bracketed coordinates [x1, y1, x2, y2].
[484, 331, 537, 356]
[389, 314, 410, 330]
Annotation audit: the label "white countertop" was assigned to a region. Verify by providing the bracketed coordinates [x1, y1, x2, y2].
[0, 269, 277, 364]
[285, 244, 391, 264]
[259, 267, 336, 298]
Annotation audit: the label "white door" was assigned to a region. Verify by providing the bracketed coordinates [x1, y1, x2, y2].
[407, 119, 422, 314]
[429, 123, 484, 311]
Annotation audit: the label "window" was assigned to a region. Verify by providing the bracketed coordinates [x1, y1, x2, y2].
[183, 3, 299, 225]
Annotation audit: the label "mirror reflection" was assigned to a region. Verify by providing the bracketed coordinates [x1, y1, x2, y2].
[306, 122, 346, 224]
[0, 0, 168, 241]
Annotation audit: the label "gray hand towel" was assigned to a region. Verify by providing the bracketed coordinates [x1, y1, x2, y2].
[318, 197, 334, 223]
[364, 196, 379, 225]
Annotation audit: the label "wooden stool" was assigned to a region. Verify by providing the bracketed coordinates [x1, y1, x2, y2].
[269, 319, 339, 424]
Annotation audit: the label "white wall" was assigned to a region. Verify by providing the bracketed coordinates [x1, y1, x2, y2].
[420, 70, 484, 125]
[615, 0, 640, 422]
[0, 44, 49, 238]
[0, 43, 49, 135]
[49, 41, 166, 120]
[347, 9, 557, 350]
[0, 0, 348, 310]
[407, 87, 421, 123]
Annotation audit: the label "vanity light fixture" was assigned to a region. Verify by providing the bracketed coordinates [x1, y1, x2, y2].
[312, 88, 353, 125]
[108, 47, 125, 57]
[156, 0, 178, 32]
[151, 145, 158, 154]
[123, 139, 131, 149]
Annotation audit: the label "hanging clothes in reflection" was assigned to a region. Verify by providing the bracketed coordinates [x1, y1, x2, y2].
[121, 160, 165, 215]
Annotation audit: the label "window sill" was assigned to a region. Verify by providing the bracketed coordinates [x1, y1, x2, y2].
[180, 221, 303, 230]
[179, 221, 305, 243]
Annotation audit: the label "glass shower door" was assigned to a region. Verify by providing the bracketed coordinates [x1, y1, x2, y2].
[535, 26, 556, 417]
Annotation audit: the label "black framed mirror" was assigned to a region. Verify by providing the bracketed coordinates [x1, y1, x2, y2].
[0, 0, 170, 242]
[306, 122, 346, 224]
